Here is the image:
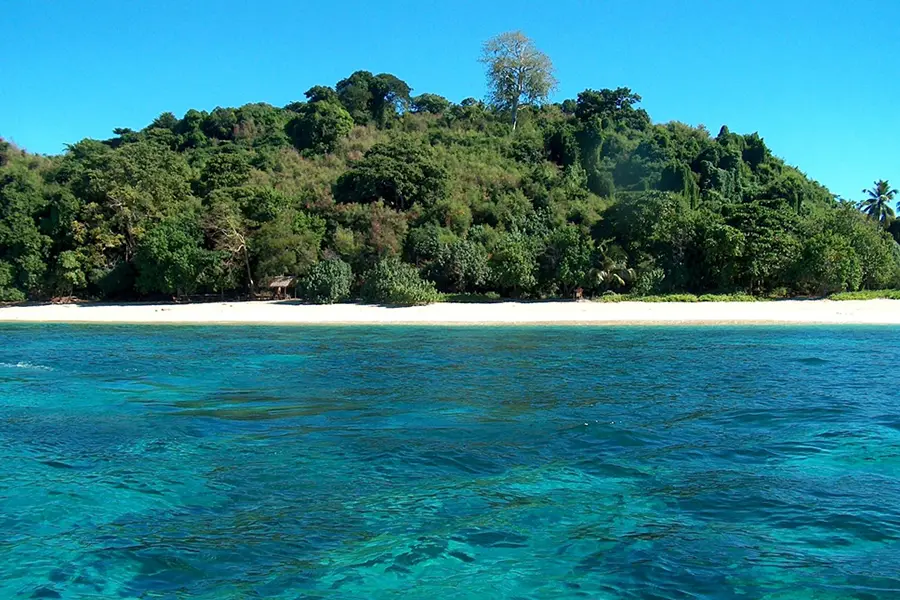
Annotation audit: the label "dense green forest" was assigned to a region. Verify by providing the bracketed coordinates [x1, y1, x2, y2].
[2, 32, 899, 304]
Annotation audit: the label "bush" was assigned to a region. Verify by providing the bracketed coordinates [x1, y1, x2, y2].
[598, 292, 760, 303]
[830, 289, 900, 300]
[0, 287, 26, 303]
[0, 260, 26, 302]
[594, 293, 705, 303]
[594, 292, 631, 303]
[489, 233, 538, 296]
[638, 294, 699, 302]
[134, 216, 218, 297]
[697, 293, 759, 302]
[406, 224, 456, 264]
[360, 258, 439, 305]
[632, 267, 665, 296]
[441, 291, 501, 303]
[433, 239, 490, 293]
[298, 258, 353, 304]
[794, 232, 862, 296]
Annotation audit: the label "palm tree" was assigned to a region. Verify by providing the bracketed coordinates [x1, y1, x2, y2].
[588, 240, 634, 295]
[859, 180, 898, 224]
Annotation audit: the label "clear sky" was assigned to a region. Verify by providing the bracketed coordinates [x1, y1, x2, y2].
[1, 0, 897, 200]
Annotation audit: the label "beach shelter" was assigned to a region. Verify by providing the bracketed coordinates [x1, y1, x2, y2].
[267, 276, 296, 300]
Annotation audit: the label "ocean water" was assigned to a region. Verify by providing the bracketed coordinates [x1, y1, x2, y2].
[1, 324, 899, 599]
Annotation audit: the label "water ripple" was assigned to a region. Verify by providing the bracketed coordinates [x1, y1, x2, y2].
[1, 324, 899, 598]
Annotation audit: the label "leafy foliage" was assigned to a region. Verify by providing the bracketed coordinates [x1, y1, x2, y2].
[489, 232, 538, 296]
[336, 71, 412, 125]
[335, 138, 447, 210]
[286, 101, 353, 154]
[795, 232, 862, 295]
[432, 239, 490, 293]
[860, 180, 897, 224]
[830, 289, 900, 300]
[360, 257, 439, 305]
[480, 31, 557, 130]
[411, 94, 451, 114]
[298, 258, 353, 304]
[0, 39, 897, 303]
[134, 215, 219, 296]
[0, 260, 26, 302]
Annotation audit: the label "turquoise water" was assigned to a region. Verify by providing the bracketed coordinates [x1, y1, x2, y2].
[1, 325, 899, 599]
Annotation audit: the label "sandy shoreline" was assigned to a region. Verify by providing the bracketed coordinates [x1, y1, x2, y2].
[0, 299, 899, 325]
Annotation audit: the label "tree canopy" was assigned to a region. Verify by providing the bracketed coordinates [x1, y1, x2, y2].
[480, 31, 557, 131]
[860, 180, 897, 224]
[1, 33, 898, 303]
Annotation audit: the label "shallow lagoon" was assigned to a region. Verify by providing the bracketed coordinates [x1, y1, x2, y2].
[2, 324, 899, 599]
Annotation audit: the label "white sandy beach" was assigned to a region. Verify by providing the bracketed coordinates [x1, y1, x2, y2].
[0, 299, 899, 325]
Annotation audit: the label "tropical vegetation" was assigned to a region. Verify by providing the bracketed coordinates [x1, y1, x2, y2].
[1, 32, 898, 305]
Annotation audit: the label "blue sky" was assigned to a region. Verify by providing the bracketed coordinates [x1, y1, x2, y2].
[1, 0, 897, 200]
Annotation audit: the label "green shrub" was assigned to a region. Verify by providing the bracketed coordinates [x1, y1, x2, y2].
[638, 293, 699, 302]
[698, 293, 758, 302]
[794, 232, 862, 296]
[0, 287, 26, 303]
[632, 267, 665, 296]
[594, 292, 631, 303]
[442, 291, 501, 303]
[361, 258, 439, 305]
[134, 216, 218, 296]
[594, 293, 704, 303]
[489, 232, 538, 296]
[298, 258, 353, 304]
[830, 289, 900, 300]
[0, 261, 25, 303]
[433, 239, 490, 293]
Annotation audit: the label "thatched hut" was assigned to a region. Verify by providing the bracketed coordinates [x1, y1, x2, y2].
[267, 276, 296, 300]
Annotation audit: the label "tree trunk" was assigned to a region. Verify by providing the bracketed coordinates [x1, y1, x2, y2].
[241, 242, 254, 298]
[511, 98, 519, 132]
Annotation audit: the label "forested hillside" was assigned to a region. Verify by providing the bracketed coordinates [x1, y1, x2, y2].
[2, 33, 898, 304]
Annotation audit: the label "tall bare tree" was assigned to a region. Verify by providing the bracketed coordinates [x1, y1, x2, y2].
[203, 198, 254, 296]
[480, 31, 557, 131]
